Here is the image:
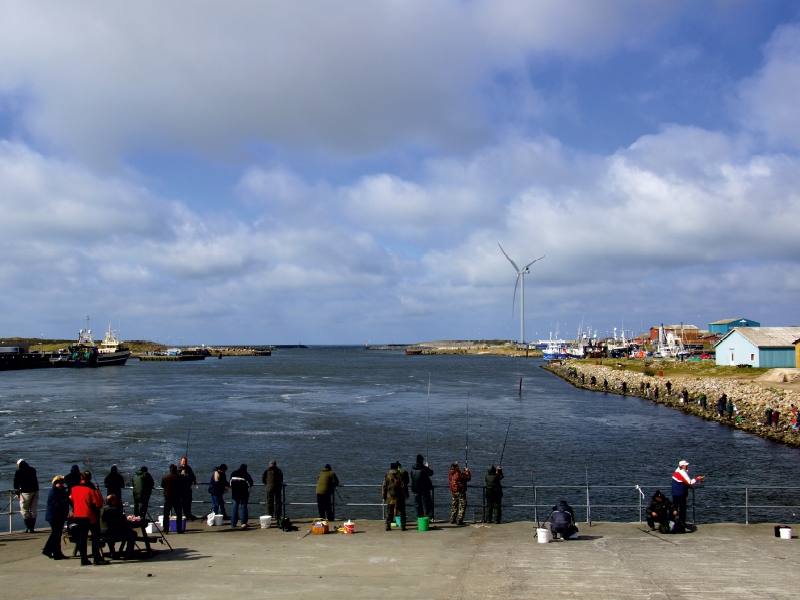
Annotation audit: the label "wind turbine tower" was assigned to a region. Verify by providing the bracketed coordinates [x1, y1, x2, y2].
[499, 244, 544, 345]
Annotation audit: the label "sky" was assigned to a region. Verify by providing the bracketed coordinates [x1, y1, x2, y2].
[1, 1, 800, 345]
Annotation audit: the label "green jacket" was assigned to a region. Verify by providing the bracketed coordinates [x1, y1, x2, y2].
[484, 468, 504, 498]
[382, 469, 408, 505]
[316, 467, 339, 495]
[132, 469, 154, 498]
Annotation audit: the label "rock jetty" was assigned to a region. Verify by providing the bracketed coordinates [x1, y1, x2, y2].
[544, 362, 800, 449]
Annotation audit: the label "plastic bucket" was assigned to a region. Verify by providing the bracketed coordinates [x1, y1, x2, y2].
[395, 516, 402, 527]
[260, 515, 272, 529]
[344, 520, 355, 534]
[537, 528, 551, 543]
[213, 514, 224, 526]
[206, 513, 216, 526]
[417, 517, 430, 531]
[780, 527, 792, 540]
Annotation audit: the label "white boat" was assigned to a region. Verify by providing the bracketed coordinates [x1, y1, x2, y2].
[96, 325, 132, 366]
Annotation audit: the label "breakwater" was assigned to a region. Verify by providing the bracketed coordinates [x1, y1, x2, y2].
[544, 362, 800, 449]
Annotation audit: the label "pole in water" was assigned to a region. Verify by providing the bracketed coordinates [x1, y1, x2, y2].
[519, 377, 522, 395]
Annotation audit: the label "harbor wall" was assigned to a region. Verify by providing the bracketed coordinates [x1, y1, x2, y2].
[544, 362, 800, 449]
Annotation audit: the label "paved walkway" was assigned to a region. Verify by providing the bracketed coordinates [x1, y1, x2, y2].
[1, 520, 799, 599]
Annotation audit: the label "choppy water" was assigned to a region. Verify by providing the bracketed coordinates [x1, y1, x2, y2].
[2, 347, 799, 525]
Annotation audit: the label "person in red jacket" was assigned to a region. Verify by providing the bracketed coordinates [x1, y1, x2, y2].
[70, 471, 106, 565]
[448, 462, 471, 525]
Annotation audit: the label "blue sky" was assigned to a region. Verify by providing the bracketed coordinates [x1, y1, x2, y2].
[1, 1, 799, 344]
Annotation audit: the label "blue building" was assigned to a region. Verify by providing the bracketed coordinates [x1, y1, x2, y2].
[708, 318, 760, 334]
[715, 327, 800, 368]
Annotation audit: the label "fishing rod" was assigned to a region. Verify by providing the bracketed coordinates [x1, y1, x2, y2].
[465, 393, 469, 469]
[145, 509, 174, 551]
[426, 375, 430, 463]
[497, 418, 512, 469]
[185, 428, 191, 460]
[530, 469, 539, 527]
[585, 467, 592, 527]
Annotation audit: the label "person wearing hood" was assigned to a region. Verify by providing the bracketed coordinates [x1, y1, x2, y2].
[13, 459, 40, 533]
[104, 465, 125, 505]
[382, 462, 408, 531]
[316, 464, 339, 521]
[411, 454, 434, 519]
[229, 464, 254, 529]
[484, 465, 504, 524]
[208, 464, 229, 519]
[43, 475, 69, 560]
[549, 500, 578, 540]
[132, 466, 155, 517]
[64, 465, 82, 491]
[261, 460, 284, 521]
[646, 490, 676, 531]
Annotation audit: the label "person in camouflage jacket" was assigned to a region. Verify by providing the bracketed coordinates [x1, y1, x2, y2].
[382, 462, 409, 531]
[448, 462, 471, 525]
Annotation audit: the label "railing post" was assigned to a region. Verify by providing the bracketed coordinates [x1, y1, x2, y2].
[534, 486, 538, 526]
[332, 492, 336, 522]
[586, 484, 591, 525]
[745, 487, 749, 525]
[8, 491, 12, 533]
[482, 486, 486, 523]
[282, 483, 287, 520]
[691, 487, 695, 525]
[639, 487, 642, 523]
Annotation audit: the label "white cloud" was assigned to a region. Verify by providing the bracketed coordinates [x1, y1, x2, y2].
[0, 1, 682, 162]
[739, 23, 800, 148]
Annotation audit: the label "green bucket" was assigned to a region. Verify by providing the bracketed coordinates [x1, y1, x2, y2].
[417, 516, 430, 531]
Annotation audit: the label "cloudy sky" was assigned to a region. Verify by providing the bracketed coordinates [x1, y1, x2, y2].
[1, 1, 799, 345]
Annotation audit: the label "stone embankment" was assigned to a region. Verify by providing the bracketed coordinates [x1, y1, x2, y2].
[545, 362, 800, 449]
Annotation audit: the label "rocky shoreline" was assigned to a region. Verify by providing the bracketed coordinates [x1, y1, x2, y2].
[543, 362, 800, 449]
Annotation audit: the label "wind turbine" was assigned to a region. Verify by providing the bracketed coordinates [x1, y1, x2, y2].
[498, 244, 544, 345]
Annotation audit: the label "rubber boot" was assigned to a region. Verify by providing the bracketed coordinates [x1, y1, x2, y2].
[25, 518, 35, 533]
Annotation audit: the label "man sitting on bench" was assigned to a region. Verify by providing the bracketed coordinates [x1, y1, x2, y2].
[100, 495, 137, 559]
[549, 500, 579, 540]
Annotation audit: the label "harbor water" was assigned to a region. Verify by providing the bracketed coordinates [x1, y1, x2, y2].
[2, 347, 800, 525]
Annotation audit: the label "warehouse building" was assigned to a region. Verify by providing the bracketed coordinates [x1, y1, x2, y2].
[709, 318, 760, 334]
[715, 327, 800, 368]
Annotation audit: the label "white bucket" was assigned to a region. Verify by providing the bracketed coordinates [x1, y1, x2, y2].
[537, 528, 551, 543]
[260, 515, 272, 529]
[146, 522, 162, 535]
[780, 527, 792, 540]
[214, 514, 224, 526]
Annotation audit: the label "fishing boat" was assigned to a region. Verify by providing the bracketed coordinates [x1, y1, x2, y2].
[542, 332, 567, 361]
[57, 322, 131, 367]
[96, 325, 132, 366]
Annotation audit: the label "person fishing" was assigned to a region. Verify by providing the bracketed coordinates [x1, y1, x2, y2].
[382, 462, 408, 531]
[262, 460, 284, 521]
[179, 456, 198, 521]
[549, 500, 578, 540]
[209, 464, 229, 520]
[484, 465, 503, 524]
[448, 462, 470, 525]
[411, 454, 434, 520]
[671, 460, 705, 527]
[646, 490, 677, 532]
[132, 466, 154, 518]
[316, 464, 339, 521]
[104, 465, 125, 506]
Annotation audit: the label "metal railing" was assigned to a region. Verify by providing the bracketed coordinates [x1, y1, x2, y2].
[4, 482, 799, 532]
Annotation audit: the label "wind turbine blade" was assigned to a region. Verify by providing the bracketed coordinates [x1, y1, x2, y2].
[523, 255, 545, 270]
[498, 243, 520, 272]
[512, 274, 520, 317]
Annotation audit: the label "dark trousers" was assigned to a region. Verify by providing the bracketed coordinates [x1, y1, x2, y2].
[43, 520, 64, 557]
[414, 491, 434, 519]
[486, 495, 502, 523]
[182, 487, 194, 518]
[162, 498, 183, 533]
[74, 517, 102, 563]
[108, 529, 137, 558]
[673, 495, 688, 524]
[317, 493, 334, 520]
[267, 491, 282, 519]
[646, 515, 670, 529]
[385, 501, 406, 529]
[134, 494, 150, 518]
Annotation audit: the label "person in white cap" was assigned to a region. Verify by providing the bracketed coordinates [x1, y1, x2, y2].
[13, 459, 40, 533]
[671, 460, 705, 526]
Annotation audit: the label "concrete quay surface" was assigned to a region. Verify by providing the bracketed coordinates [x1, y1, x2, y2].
[1, 519, 799, 599]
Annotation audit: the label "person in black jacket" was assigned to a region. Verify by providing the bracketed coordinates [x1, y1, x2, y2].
[230, 464, 254, 529]
[209, 464, 229, 518]
[179, 457, 197, 521]
[100, 494, 138, 558]
[43, 475, 69, 559]
[549, 500, 578, 540]
[161, 464, 185, 534]
[14, 459, 40, 533]
[64, 465, 82, 492]
[104, 465, 125, 506]
[261, 461, 283, 520]
[646, 490, 677, 531]
[484, 466, 504, 524]
[132, 466, 155, 517]
[411, 454, 434, 519]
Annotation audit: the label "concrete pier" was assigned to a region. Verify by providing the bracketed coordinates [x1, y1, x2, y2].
[2, 520, 799, 599]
